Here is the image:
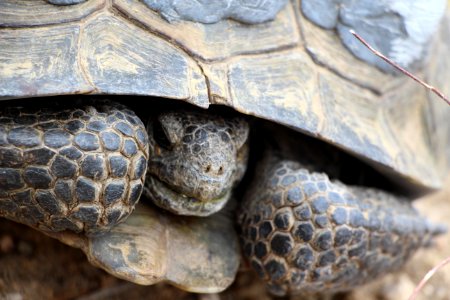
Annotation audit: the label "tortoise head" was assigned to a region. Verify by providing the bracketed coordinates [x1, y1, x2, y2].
[144, 109, 249, 216]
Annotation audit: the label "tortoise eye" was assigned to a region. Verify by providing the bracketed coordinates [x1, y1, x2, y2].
[153, 120, 172, 150]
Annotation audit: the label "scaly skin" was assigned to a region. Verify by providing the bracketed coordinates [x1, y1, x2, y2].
[0, 100, 149, 235]
[144, 109, 249, 216]
[0, 102, 444, 295]
[238, 155, 445, 296]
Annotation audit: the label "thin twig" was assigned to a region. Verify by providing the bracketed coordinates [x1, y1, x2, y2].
[408, 255, 450, 300]
[350, 30, 450, 106]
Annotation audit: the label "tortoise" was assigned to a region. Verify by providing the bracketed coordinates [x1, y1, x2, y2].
[1, 0, 450, 297]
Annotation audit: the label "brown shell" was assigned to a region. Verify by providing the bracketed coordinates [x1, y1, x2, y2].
[1, 0, 449, 192]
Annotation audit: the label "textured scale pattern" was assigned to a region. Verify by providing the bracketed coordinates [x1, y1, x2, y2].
[239, 159, 443, 296]
[0, 101, 149, 235]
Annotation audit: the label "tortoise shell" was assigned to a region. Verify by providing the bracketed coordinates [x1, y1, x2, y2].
[0, 1, 449, 193]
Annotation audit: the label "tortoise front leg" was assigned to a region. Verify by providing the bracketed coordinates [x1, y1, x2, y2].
[238, 158, 445, 296]
[0, 100, 149, 235]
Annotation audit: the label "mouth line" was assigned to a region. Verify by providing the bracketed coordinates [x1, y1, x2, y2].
[146, 174, 231, 216]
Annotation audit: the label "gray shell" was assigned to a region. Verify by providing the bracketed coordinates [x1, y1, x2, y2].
[1, 0, 450, 193]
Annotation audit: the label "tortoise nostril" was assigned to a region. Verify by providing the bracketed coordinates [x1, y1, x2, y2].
[205, 165, 224, 175]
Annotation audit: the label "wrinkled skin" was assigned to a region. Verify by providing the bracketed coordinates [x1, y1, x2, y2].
[144, 109, 249, 216]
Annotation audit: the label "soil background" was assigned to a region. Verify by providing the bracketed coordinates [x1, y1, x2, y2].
[1, 177, 449, 300]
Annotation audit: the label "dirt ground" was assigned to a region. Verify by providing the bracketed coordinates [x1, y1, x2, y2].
[1, 178, 449, 300]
